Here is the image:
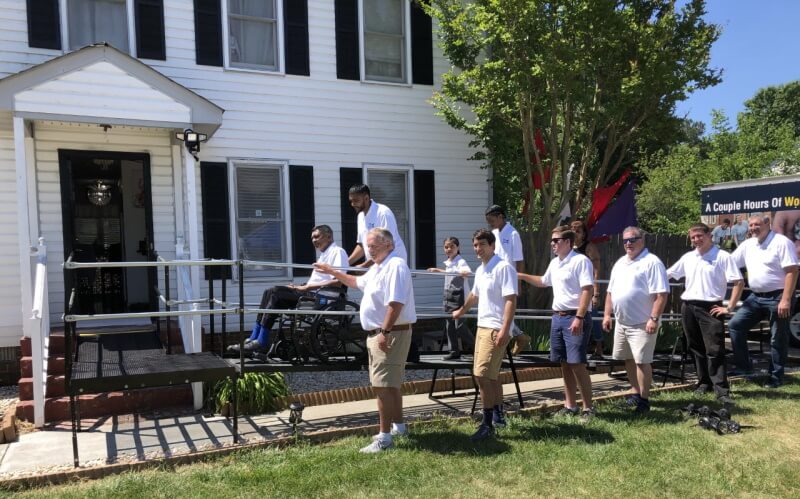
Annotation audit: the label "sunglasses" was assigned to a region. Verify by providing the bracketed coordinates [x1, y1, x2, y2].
[622, 236, 643, 244]
[550, 237, 566, 244]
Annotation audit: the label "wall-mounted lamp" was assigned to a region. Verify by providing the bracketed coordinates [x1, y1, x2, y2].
[175, 128, 208, 161]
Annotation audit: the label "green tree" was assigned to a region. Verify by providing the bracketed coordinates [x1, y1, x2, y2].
[426, 0, 720, 277]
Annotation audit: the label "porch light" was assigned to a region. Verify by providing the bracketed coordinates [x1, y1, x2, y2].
[87, 180, 114, 206]
[175, 128, 208, 160]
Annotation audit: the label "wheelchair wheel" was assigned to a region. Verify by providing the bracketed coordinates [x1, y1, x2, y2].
[311, 301, 359, 362]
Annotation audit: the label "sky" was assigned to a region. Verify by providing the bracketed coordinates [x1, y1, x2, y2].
[674, 0, 800, 132]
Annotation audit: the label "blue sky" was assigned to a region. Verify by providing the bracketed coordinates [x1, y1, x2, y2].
[674, 0, 800, 132]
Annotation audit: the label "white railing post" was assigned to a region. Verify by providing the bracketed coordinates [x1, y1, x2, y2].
[29, 237, 48, 428]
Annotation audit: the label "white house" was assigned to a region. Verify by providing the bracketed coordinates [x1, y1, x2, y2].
[0, 0, 488, 360]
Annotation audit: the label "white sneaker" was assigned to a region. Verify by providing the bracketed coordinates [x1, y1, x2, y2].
[360, 439, 393, 453]
[372, 428, 407, 441]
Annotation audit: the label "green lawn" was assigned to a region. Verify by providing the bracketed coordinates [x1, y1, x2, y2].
[9, 375, 800, 498]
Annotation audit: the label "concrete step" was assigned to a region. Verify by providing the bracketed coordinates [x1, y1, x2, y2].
[15, 385, 193, 423]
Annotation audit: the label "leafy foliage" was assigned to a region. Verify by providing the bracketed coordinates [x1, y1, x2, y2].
[212, 372, 291, 416]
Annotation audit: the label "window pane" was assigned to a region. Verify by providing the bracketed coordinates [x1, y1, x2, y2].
[363, 0, 405, 82]
[365, 34, 403, 80]
[368, 170, 409, 246]
[236, 166, 285, 278]
[364, 0, 403, 34]
[228, 0, 278, 70]
[68, 0, 129, 53]
[229, 0, 275, 19]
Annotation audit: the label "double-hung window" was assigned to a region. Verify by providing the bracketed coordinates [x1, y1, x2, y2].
[224, 0, 283, 72]
[231, 161, 290, 278]
[364, 165, 414, 266]
[64, 0, 133, 53]
[361, 0, 410, 83]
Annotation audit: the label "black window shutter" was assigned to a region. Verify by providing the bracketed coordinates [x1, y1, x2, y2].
[289, 165, 315, 276]
[414, 170, 436, 268]
[200, 162, 232, 280]
[334, 0, 359, 80]
[135, 0, 166, 60]
[284, 0, 310, 76]
[27, 0, 61, 50]
[410, 1, 433, 85]
[194, 0, 223, 66]
[339, 167, 363, 259]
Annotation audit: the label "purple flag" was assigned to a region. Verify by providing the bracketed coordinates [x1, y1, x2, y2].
[589, 181, 637, 241]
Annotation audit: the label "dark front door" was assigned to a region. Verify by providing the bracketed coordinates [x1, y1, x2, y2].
[59, 150, 156, 315]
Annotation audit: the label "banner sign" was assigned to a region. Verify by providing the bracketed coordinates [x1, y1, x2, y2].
[701, 180, 800, 215]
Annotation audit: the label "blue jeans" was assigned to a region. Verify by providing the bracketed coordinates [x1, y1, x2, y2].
[550, 313, 592, 364]
[727, 293, 793, 383]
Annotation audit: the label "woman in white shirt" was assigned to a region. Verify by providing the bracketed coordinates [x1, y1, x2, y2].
[428, 237, 475, 359]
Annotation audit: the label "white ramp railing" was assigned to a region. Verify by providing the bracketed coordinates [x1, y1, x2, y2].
[29, 237, 49, 428]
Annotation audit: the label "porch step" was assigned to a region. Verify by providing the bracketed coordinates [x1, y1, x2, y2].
[15, 385, 193, 423]
[18, 375, 65, 400]
[19, 356, 65, 378]
[20, 333, 65, 357]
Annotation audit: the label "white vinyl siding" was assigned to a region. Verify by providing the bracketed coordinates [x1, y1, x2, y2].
[0, 123, 23, 347]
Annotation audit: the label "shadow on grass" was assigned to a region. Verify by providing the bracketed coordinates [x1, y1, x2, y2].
[512, 421, 615, 445]
[403, 430, 511, 456]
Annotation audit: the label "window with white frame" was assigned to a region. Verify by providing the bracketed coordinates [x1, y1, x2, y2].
[226, 0, 281, 71]
[233, 162, 289, 278]
[365, 167, 411, 260]
[66, 0, 131, 53]
[361, 0, 409, 83]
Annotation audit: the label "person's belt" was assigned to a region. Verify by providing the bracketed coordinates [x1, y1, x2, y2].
[685, 300, 722, 309]
[752, 289, 783, 298]
[553, 310, 578, 316]
[367, 324, 412, 336]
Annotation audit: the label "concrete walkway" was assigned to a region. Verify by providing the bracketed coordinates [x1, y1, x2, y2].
[0, 371, 644, 478]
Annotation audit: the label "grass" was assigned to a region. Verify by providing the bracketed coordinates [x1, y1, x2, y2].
[7, 375, 800, 498]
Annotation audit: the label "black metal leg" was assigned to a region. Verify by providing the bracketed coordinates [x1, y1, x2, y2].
[70, 393, 79, 468]
[231, 375, 239, 443]
[450, 369, 456, 395]
[222, 277, 228, 355]
[662, 333, 682, 387]
[165, 266, 171, 355]
[506, 346, 524, 409]
[428, 369, 440, 399]
[209, 278, 215, 354]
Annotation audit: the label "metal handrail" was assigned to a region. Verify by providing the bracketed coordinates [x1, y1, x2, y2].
[63, 258, 236, 269]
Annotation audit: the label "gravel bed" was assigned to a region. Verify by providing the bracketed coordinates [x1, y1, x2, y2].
[0, 385, 18, 417]
[284, 369, 441, 394]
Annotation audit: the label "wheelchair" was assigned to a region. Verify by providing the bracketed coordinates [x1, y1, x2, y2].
[264, 286, 363, 364]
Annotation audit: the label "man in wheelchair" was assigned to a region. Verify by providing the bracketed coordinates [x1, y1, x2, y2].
[228, 224, 348, 356]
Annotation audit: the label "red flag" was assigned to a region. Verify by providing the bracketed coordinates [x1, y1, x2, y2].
[586, 170, 631, 229]
[523, 129, 550, 215]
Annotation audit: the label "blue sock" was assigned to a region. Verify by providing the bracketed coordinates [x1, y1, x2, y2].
[255, 325, 270, 347]
[248, 323, 261, 341]
[482, 408, 494, 426]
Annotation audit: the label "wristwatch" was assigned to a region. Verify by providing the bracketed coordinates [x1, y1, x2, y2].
[377, 328, 391, 335]
[649, 316, 659, 322]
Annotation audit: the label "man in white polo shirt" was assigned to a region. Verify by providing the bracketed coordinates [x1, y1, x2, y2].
[485, 204, 530, 354]
[453, 228, 517, 441]
[347, 184, 408, 266]
[727, 215, 798, 388]
[520, 225, 596, 421]
[667, 223, 742, 405]
[603, 227, 669, 414]
[315, 228, 416, 453]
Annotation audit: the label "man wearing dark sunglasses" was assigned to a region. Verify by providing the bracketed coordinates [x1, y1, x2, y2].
[519, 226, 596, 422]
[603, 227, 669, 414]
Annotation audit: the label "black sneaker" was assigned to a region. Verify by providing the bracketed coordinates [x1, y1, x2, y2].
[634, 399, 650, 414]
[442, 351, 461, 361]
[625, 393, 642, 406]
[226, 339, 255, 353]
[693, 384, 711, 395]
[469, 424, 495, 441]
[717, 395, 735, 406]
[763, 379, 781, 389]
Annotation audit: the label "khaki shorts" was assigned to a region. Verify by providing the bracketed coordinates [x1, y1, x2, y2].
[612, 322, 658, 364]
[366, 329, 412, 388]
[473, 326, 505, 380]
